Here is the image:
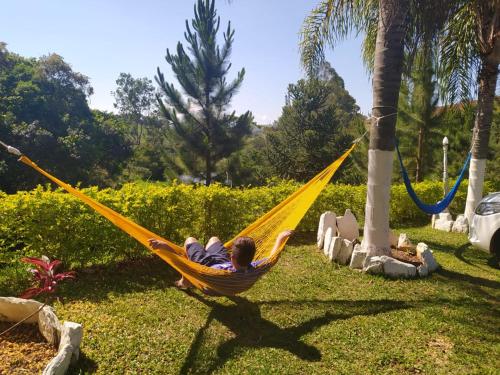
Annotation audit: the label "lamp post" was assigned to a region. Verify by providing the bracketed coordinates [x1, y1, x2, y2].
[443, 136, 449, 197]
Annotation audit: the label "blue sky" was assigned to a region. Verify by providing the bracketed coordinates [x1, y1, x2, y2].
[1, 0, 371, 124]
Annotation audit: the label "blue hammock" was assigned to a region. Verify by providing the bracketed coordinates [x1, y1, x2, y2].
[395, 143, 471, 215]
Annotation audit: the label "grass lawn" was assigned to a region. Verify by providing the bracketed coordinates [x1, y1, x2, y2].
[2, 226, 499, 374]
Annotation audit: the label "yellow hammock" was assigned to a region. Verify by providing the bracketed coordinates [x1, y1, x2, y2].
[16, 144, 355, 295]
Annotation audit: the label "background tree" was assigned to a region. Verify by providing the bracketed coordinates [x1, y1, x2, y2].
[267, 63, 362, 183]
[156, 0, 252, 185]
[0, 47, 131, 192]
[112, 73, 156, 146]
[396, 43, 443, 182]
[438, 0, 500, 222]
[300, 0, 459, 256]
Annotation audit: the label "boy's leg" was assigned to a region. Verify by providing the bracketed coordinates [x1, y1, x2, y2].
[176, 237, 202, 289]
[205, 236, 231, 265]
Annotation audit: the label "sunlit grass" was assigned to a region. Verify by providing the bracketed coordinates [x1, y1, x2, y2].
[1, 226, 498, 374]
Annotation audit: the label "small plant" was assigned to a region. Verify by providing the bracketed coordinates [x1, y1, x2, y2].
[19, 256, 76, 300]
[0, 256, 75, 337]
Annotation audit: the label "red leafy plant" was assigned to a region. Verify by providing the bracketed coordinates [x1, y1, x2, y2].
[20, 256, 76, 300]
[0, 256, 76, 337]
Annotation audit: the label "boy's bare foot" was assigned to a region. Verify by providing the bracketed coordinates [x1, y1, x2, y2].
[174, 277, 192, 290]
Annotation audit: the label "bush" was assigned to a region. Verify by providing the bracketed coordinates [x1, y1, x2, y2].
[1, 180, 498, 268]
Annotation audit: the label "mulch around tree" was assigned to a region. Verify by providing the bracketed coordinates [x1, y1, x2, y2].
[391, 248, 423, 267]
[0, 321, 57, 374]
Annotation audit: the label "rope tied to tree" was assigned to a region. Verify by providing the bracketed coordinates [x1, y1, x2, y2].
[0, 139, 22, 156]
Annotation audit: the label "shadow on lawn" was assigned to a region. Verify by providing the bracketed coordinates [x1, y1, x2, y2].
[179, 292, 410, 374]
[61, 256, 180, 303]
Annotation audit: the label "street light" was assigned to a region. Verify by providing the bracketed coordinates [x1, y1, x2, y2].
[443, 136, 449, 197]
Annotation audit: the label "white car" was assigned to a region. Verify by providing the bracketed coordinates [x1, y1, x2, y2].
[468, 192, 500, 258]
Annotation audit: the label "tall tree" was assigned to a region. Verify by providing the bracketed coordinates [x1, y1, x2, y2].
[112, 73, 156, 145]
[439, 0, 500, 222]
[156, 0, 252, 185]
[267, 63, 360, 182]
[300, 0, 458, 256]
[397, 42, 443, 182]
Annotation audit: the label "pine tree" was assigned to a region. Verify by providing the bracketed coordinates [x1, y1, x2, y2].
[156, 0, 252, 185]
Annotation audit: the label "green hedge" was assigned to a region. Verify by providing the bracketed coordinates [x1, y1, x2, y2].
[0, 180, 498, 268]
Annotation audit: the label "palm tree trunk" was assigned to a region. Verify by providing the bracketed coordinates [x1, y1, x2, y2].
[464, 59, 499, 222]
[363, 0, 408, 257]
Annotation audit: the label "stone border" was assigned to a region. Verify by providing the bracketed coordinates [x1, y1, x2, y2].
[317, 211, 440, 278]
[0, 297, 82, 375]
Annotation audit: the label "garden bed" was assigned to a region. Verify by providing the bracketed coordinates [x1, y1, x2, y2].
[0, 321, 57, 374]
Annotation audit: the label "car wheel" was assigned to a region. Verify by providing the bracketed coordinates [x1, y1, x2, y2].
[490, 230, 500, 269]
[491, 230, 500, 256]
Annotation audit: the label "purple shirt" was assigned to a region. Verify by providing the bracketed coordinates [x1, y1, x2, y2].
[211, 258, 267, 272]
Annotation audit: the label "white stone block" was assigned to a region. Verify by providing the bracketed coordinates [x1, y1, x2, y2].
[328, 236, 343, 261]
[43, 344, 73, 375]
[439, 212, 453, 222]
[417, 263, 429, 277]
[38, 305, 61, 345]
[336, 239, 354, 265]
[397, 233, 412, 249]
[349, 244, 367, 269]
[416, 242, 439, 272]
[59, 321, 83, 363]
[434, 218, 454, 232]
[389, 230, 398, 248]
[336, 209, 359, 241]
[452, 214, 469, 234]
[323, 227, 334, 256]
[0, 297, 43, 323]
[383, 257, 417, 278]
[363, 255, 390, 274]
[317, 211, 336, 249]
[431, 214, 438, 228]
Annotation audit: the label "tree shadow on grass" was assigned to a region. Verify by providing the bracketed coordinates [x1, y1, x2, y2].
[179, 292, 410, 374]
[60, 256, 180, 303]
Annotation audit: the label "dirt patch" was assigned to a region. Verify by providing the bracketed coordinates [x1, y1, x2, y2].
[427, 336, 454, 366]
[0, 321, 57, 374]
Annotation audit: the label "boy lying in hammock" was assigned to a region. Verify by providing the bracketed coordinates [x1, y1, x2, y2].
[148, 230, 293, 289]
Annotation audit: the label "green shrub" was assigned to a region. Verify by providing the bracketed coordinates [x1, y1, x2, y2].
[0, 180, 498, 268]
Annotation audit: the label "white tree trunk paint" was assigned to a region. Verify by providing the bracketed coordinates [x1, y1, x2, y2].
[464, 158, 486, 222]
[362, 149, 393, 256]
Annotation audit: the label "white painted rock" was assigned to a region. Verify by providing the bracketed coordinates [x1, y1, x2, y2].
[417, 263, 429, 277]
[434, 218, 454, 232]
[349, 244, 367, 269]
[416, 242, 439, 272]
[0, 297, 43, 323]
[43, 344, 73, 375]
[431, 214, 438, 228]
[452, 214, 469, 234]
[363, 256, 390, 275]
[323, 227, 334, 256]
[383, 257, 417, 278]
[336, 239, 354, 265]
[397, 233, 413, 249]
[336, 209, 359, 241]
[328, 236, 343, 261]
[389, 230, 398, 248]
[317, 211, 336, 249]
[39, 305, 61, 345]
[59, 322, 83, 364]
[439, 212, 453, 222]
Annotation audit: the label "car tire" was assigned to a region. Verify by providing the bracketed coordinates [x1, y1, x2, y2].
[491, 230, 500, 256]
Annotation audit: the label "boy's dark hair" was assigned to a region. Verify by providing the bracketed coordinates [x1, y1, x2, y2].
[231, 236, 256, 267]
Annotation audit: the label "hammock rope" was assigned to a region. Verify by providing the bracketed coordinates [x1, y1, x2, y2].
[395, 142, 471, 215]
[1, 139, 358, 295]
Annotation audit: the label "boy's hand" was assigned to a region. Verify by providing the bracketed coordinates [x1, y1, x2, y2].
[276, 230, 294, 245]
[148, 238, 169, 250]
